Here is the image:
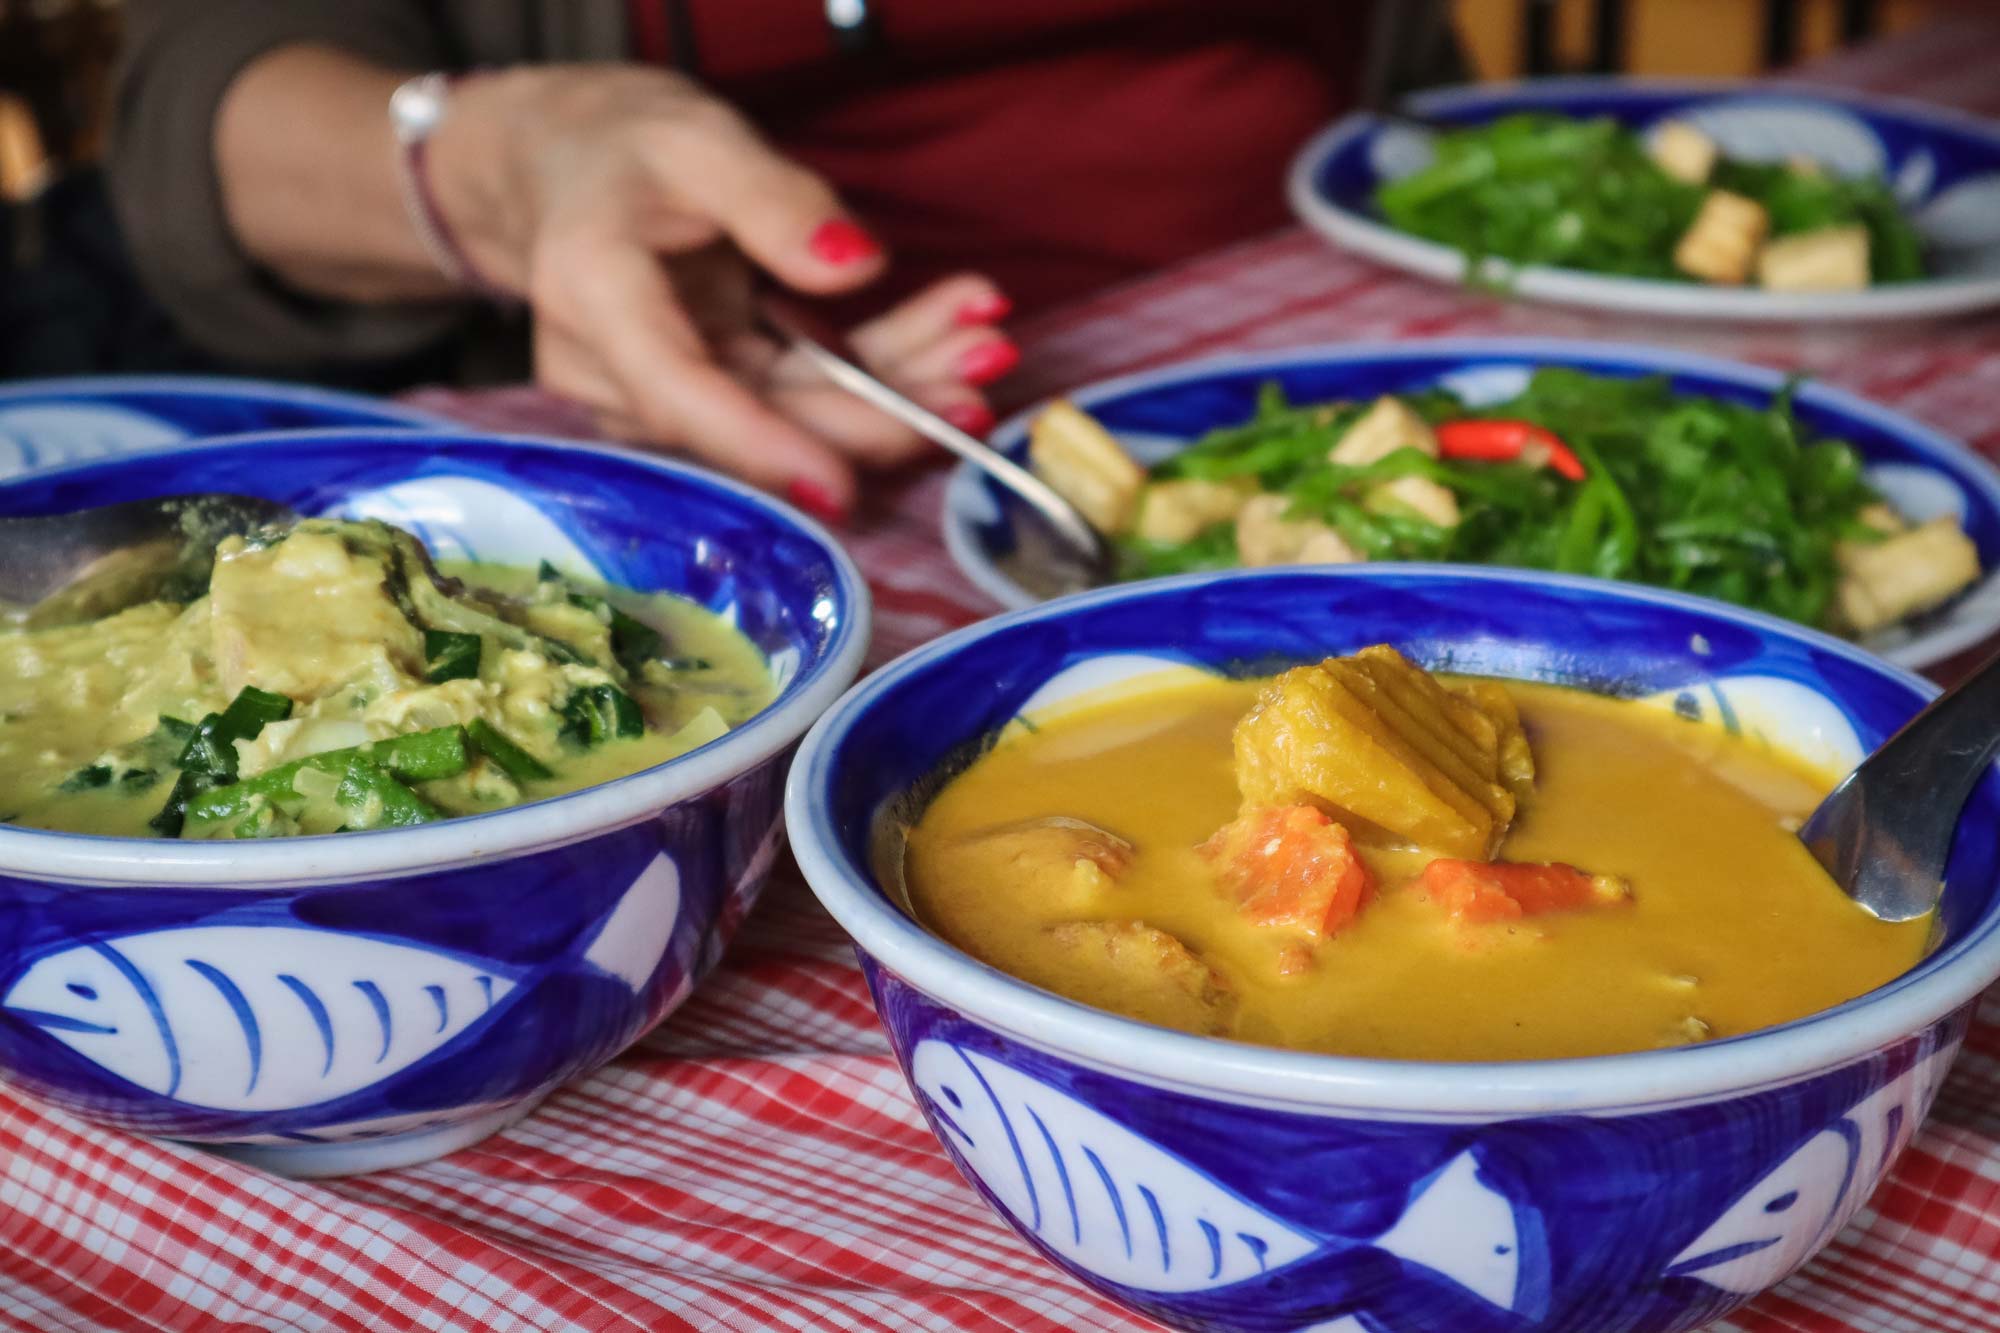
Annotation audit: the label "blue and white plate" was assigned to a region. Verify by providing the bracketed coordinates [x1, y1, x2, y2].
[1288, 79, 2000, 322]
[0, 375, 447, 479]
[943, 339, 2000, 669]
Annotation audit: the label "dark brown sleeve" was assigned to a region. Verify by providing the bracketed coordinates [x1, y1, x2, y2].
[107, 0, 461, 371]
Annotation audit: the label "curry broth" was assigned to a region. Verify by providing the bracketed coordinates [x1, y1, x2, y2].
[0, 539, 774, 838]
[903, 674, 1927, 1061]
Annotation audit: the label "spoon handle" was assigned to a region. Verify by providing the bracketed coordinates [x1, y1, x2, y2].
[753, 299, 1109, 566]
[1803, 646, 2000, 919]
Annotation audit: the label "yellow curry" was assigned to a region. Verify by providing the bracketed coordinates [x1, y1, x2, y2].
[904, 648, 1927, 1061]
[0, 519, 773, 839]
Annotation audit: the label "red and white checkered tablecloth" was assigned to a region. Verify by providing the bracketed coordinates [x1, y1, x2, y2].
[9, 21, 2000, 1332]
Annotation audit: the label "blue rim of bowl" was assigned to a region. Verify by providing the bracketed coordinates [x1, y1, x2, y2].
[946, 335, 2000, 668]
[1285, 77, 2000, 323]
[787, 563, 2000, 1116]
[0, 374, 454, 425]
[0, 428, 872, 888]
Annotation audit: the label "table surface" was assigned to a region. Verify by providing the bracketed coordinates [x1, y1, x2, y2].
[8, 20, 2000, 1332]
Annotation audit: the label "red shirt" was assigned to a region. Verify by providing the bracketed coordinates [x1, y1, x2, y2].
[631, 1, 1364, 314]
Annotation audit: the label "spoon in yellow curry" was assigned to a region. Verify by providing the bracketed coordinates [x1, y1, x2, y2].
[1799, 646, 2000, 921]
[0, 493, 298, 630]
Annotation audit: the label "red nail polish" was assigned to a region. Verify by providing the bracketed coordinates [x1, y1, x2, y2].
[960, 340, 1020, 386]
[954, 292, 1014, 326]
[787, 478, 849, 525]
[807, 219, 882, 266]
[942, 403, 997, 435]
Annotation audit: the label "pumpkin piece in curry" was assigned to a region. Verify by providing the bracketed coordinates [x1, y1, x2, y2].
[1231, 646, 1533, 859]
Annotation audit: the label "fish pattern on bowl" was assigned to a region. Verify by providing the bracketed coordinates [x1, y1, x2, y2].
[787, 565, 2000, 1333]
[1290, 80, 2000, 320]
[0, 430, 867, 1176]
[877, 972, 1963, 1333]
[0, 376, 446, 479]
[943, 339, 2000, 670]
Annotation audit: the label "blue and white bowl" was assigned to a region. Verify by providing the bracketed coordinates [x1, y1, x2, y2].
[1289, 79, 2000, 322]
[944, 338, 2000, 669]
[787, 566, 2000, 1333]
[0, 429, 868, 1177]
[0, 375, 447, 480]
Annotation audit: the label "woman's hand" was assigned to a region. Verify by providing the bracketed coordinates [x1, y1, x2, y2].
[429, 65, 1015, 519]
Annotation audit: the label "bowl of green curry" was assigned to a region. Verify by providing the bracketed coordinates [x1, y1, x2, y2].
[0, 428, 868, 1177]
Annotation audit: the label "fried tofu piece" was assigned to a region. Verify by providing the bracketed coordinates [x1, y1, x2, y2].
[1673, 191, 1769, 285]
[1330, 396, 1439, 467]
[1200, 804, 1374, 938]
[1235, 494, 1363, 567]
[946, 816, 1133, 913]
[1856, 502, 1907, 535]
[1834, 516, 1981, 634]
[1650, 120, 1718, 184]
[1028, 399, 1145, 535]
[1757, 225, 1869, 293]
[1026, 920, 1236, 1035]
[1132, 477, 1258, 544]
[1232, 647, 1532, 858]
[1364, 474, 1461, 528]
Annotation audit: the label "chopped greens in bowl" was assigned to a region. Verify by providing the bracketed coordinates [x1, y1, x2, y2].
[1102, 368, 1961, 634]
[1286, 81, 2000, 322]
[1373, 112, 1926, 290]
[0, 519, 775, 840]
[945, 342, 2000, 662]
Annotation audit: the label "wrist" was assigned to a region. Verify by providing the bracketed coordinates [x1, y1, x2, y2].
[418, 67, 541, 297]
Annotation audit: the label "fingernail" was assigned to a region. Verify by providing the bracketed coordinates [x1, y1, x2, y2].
[942, 403, 997, 435]
[807, 219, 882, 266]
[960, 339, 1020, 386]
[954, 292, 1013, 326]
[787, 478, 850, 525]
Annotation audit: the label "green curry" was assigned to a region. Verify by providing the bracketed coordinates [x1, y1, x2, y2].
[0, 520, 775, 839]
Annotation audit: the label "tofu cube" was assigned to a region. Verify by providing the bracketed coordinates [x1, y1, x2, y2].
[1028, 399, 1145, 535]
[1856, 502, 1907, 535]
[1364, 474, 1461, 528]
[1651, 120, 1718, 184]
[1330, 396, 1439, 467]
[1132, 478, 1256, 544]
[1835, 516, 1981, 634]
[1756, 225, 1870, 293]
[1673, 191, 1770, 285]
[1234, 494, 1362, 567]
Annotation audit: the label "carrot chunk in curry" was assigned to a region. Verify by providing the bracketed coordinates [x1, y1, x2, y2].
[1200, 804, 1374, 938]
[1417, 858, 1631, 924]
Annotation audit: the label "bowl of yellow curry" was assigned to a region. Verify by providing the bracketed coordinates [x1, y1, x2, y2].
[0, 429, 868, 1176]
[785, 565, 2000, 1333]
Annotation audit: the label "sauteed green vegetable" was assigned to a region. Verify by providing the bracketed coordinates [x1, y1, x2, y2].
[1025, 369, 1981, 637]
[1372, 112, 1926, 290]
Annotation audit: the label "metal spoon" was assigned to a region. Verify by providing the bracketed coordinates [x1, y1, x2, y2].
[1800, 647, 2000, 921]
[0, 494, 298, 629]
[755, 299, 1112, 597]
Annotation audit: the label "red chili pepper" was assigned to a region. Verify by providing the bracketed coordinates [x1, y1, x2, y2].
[1435, 419, 1586, 482]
